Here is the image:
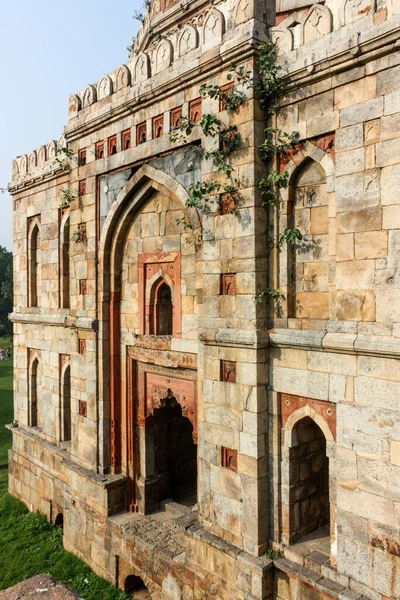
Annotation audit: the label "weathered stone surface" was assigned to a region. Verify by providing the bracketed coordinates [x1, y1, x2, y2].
[8, 3, 400, 600]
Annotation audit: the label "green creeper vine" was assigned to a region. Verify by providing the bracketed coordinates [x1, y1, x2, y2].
[169, 64, 252, 222]
[72, 224, 87, 244]
[59, 188, 78, 210]
[54, 147, 77, 172]
[255, 42, 304, 313]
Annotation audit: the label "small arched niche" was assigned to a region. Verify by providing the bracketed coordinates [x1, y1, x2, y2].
[61, 364, 71, 442]
[29, 357, 40, 427]
[124, 575, 151, 599]
[288, 159, 329, 320]
[29, 223, 41, 307]
[150, 279, 173, 336]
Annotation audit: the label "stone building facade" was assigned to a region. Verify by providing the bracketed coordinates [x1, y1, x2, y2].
[7, 0, 400, 599]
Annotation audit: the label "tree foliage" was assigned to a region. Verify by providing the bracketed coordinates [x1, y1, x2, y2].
[0, 246, 13, 337]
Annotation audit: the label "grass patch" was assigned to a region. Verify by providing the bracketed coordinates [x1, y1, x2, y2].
[0, 361, 130, 599]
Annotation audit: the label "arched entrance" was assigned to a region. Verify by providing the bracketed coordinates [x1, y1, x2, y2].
[125, 575, 151, 599]
[289, 416, 329, 544]
[98, 164, 201, 480]
[152, 401, 197, 506]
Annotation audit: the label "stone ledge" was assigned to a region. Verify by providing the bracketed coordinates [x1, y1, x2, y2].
[9, 312, 97, 331]
[186, 523, 273, 574]
[269, 329, 400, 358]
[199, 328, 269, 348]
[8, 425, 125, 491]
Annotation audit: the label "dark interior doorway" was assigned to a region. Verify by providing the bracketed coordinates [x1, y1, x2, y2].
[156, 282, 173, 336]
[55, 513, 64, 529]
[153, 402, 197, 507]
[289, 416, 329, 543]
[124, 575, 151, 599]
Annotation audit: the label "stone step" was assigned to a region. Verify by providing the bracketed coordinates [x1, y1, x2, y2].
[160, 498, 192, 516]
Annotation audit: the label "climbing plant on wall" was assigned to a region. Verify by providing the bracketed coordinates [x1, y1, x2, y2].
[169, 64, 252, 220]
[255, 42, 304, 313]
[169, 46, 302, 315]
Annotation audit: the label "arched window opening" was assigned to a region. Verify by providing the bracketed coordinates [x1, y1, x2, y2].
[149, 280, 173, 336]
[124, 576, 151, 599]
[288, 159, 328, 320]
[156, 282, 172, 335]
[152, 402, 197, 507]
[61, 365, 71, 442]
[29, 358, 39, 427]
[289, 416, 329, 544]
[61, 218, 70, 309]
[55, 513, 64, 529]
[29, 224, 41, 307]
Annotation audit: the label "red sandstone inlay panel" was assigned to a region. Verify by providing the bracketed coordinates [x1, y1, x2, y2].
[189, 98, 202, 123]
[221, 447, 238, 471]
[122, 129, 132, 150]
[78, 149, 86, 166]
[221, 360, 236, 383]
[221, 273, 236, 295]
[95, 141, 105, 160]
[171, 106, 183, 128]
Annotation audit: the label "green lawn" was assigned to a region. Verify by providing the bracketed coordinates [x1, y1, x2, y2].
[0, 360, 129, 599]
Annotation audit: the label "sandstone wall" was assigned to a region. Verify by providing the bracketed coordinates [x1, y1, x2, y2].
[7, 0, 400, 599]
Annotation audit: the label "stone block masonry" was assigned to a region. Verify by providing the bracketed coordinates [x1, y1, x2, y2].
[7, 0, 400, 599]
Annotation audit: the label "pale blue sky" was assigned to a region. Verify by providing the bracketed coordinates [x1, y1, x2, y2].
[0, 1, 142, 251]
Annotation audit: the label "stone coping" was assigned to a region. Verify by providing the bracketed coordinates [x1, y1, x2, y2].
[7, 424, 126, 490]
[186, 522, 273, 574]
[9, 312, 97, 331]
[269, 329, 400, 358]
[275, 558, 348, 599]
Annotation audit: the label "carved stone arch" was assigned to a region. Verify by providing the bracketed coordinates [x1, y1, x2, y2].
[28, 151, 37, 173]
[28, 215, 41, 239]
[300, 3, 332, 45]
[202, 8, 224, 48]
[134, 53, 150, 83]
[99, 163, 200, 265]
[270, 27, 293, 56]
[284, 140, 335, 182]
[12, 159, 19, 180]
[37, 146, 47, 169]
[153, 39, 173, 74]
[234, 0, 252, 25]
[116, 64, 131, 90]
[82, 84, 97, 107]
[57, 135, 67, 152]
[97, 75, 113, 100]
[285, 405, 335, 445]
[339, 0, 375, 26]
[68, 94, 81, 117]
[47, 141, 57, 162]
[98, 164, 200, 474]
[20, 155, 28, 176]
[146, 269, 175, 304]
[178, 25, 199, 57]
